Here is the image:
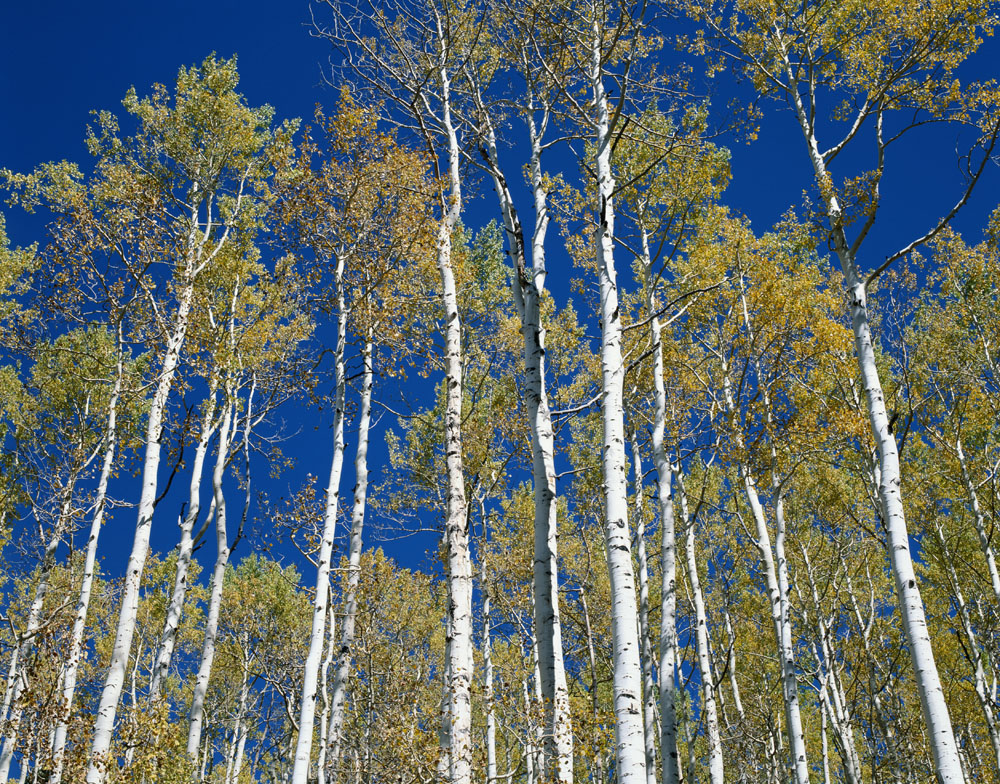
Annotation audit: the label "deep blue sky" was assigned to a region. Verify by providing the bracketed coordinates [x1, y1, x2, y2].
[2, 2, 998, 579]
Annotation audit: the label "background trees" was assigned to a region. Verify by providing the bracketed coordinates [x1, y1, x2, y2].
[0, 2, 998, 783]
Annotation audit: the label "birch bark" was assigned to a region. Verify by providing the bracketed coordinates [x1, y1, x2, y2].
[589, 11, 648, 784]
[325, 338, 373, 781]
[434, 30, 473, 784]
[631, 431, 660, 784]
[638, 219, 681, 784]
[291, 252, 348, 784]
[777, 39, 964, 781]
[474, 87, 573, 784]
[676, 473, 724, 784]
[87, 274, 196, 783]
[0, 490, 78, 781]
[50, 351, 123, 784]
[149, 375, 220, 700]
[187, 387, 237, 759]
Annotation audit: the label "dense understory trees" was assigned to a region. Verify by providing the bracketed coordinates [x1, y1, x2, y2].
[0, 0, 999, 782]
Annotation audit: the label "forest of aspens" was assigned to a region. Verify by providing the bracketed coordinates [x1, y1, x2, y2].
[1, 0, 999, 782]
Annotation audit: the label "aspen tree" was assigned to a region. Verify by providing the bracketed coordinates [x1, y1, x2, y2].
[50, 327, 135, 783]
[462, 7, 576, 776]
[539, 1, 660, 777]
[313, 5, 479, 779]
[4, 58, 295, 782]
[0, 328, 127, 780]
[686, 4, 1000, 778]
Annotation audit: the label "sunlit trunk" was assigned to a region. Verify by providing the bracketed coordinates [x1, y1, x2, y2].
[326, 339, 373, 782]
[51, 349, 123, 784]
[778, 37, 964, 781]
[87, 276, 196, 783]
[589, 11, 647, 784]
[292, 254, 349, 784]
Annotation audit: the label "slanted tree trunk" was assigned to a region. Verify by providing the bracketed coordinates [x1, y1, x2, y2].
[223, 640, 251, 784]
[631, 431, 660, 784]
[639, 218, 681, 784]
[50, 348, 123, 784]
[954, 438, 1000, 606]
[933, 521, 1000, 770]
[732, 274, 811, 784]
[801, 545, 863, 784]
[474, 81, 574, 784]
[316, 603, 337, 784]
[150, 374, 220, 700]
[483, 555, 497, 784]
[777, 37, 964, 781]
[87, 275, 197, 784]
[1, 484, 83, 780]
[676, 472, 724, 784]
[187, 384, 238, 761]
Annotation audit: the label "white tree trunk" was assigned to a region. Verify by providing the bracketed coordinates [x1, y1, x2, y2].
[641, 222, 680, 784]
[316, 602, 337, 784]
[150, 376, 220, 700]
[483, 556, 497, 784]
[50, 354, 124, 784]
[434, 40, 473, 784]
[934, 522, 1000, 770]
[477, 87, 574, 784]
[292, 255, 349, 784]
[588, 14, 648, 784]
[677, 473, 724, 784]
[801, 546, 863, 784]
[224, 642, 251, 784]
[187, 388, 237, 760]
[2, 483, 84, 779]
[87, 278, 196, 783]
[955, 438, 1000, 606]
[778, 39, 965, 781]
[631, 432, 660, 784]
[734, 273, 811, 784]
[438, 608, 453, 783]
[325, 339, 373, 782]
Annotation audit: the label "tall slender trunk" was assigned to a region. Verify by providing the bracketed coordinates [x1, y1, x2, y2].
[438, 609, 453, 783]
[187, 386, 237, 760]
[433, 28, 472, 784]
[523, 673, 536, 784]
[150, 375, 220, 700]
[734, 273, 811, 784]
[631, 432, 660, 784]
[640, 218, 680, 784]
[483, 556, 497, 784]
[292, 254, 348, 784]
[224, 642, 251, 784]
[933, 521, 1000, 770]
[677, 473, 724, 784]
[777, 37, 964, 782]
[579, 589, 605, 784]
[87, 277, 196, 783]
[50, 353, 124, 784]
[326, 339, 373, 782]
[476, 82, 574, 784]
[316, 602, 337, 784]
[589, 13, 648, 784]
[801, 545, 863, 784]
